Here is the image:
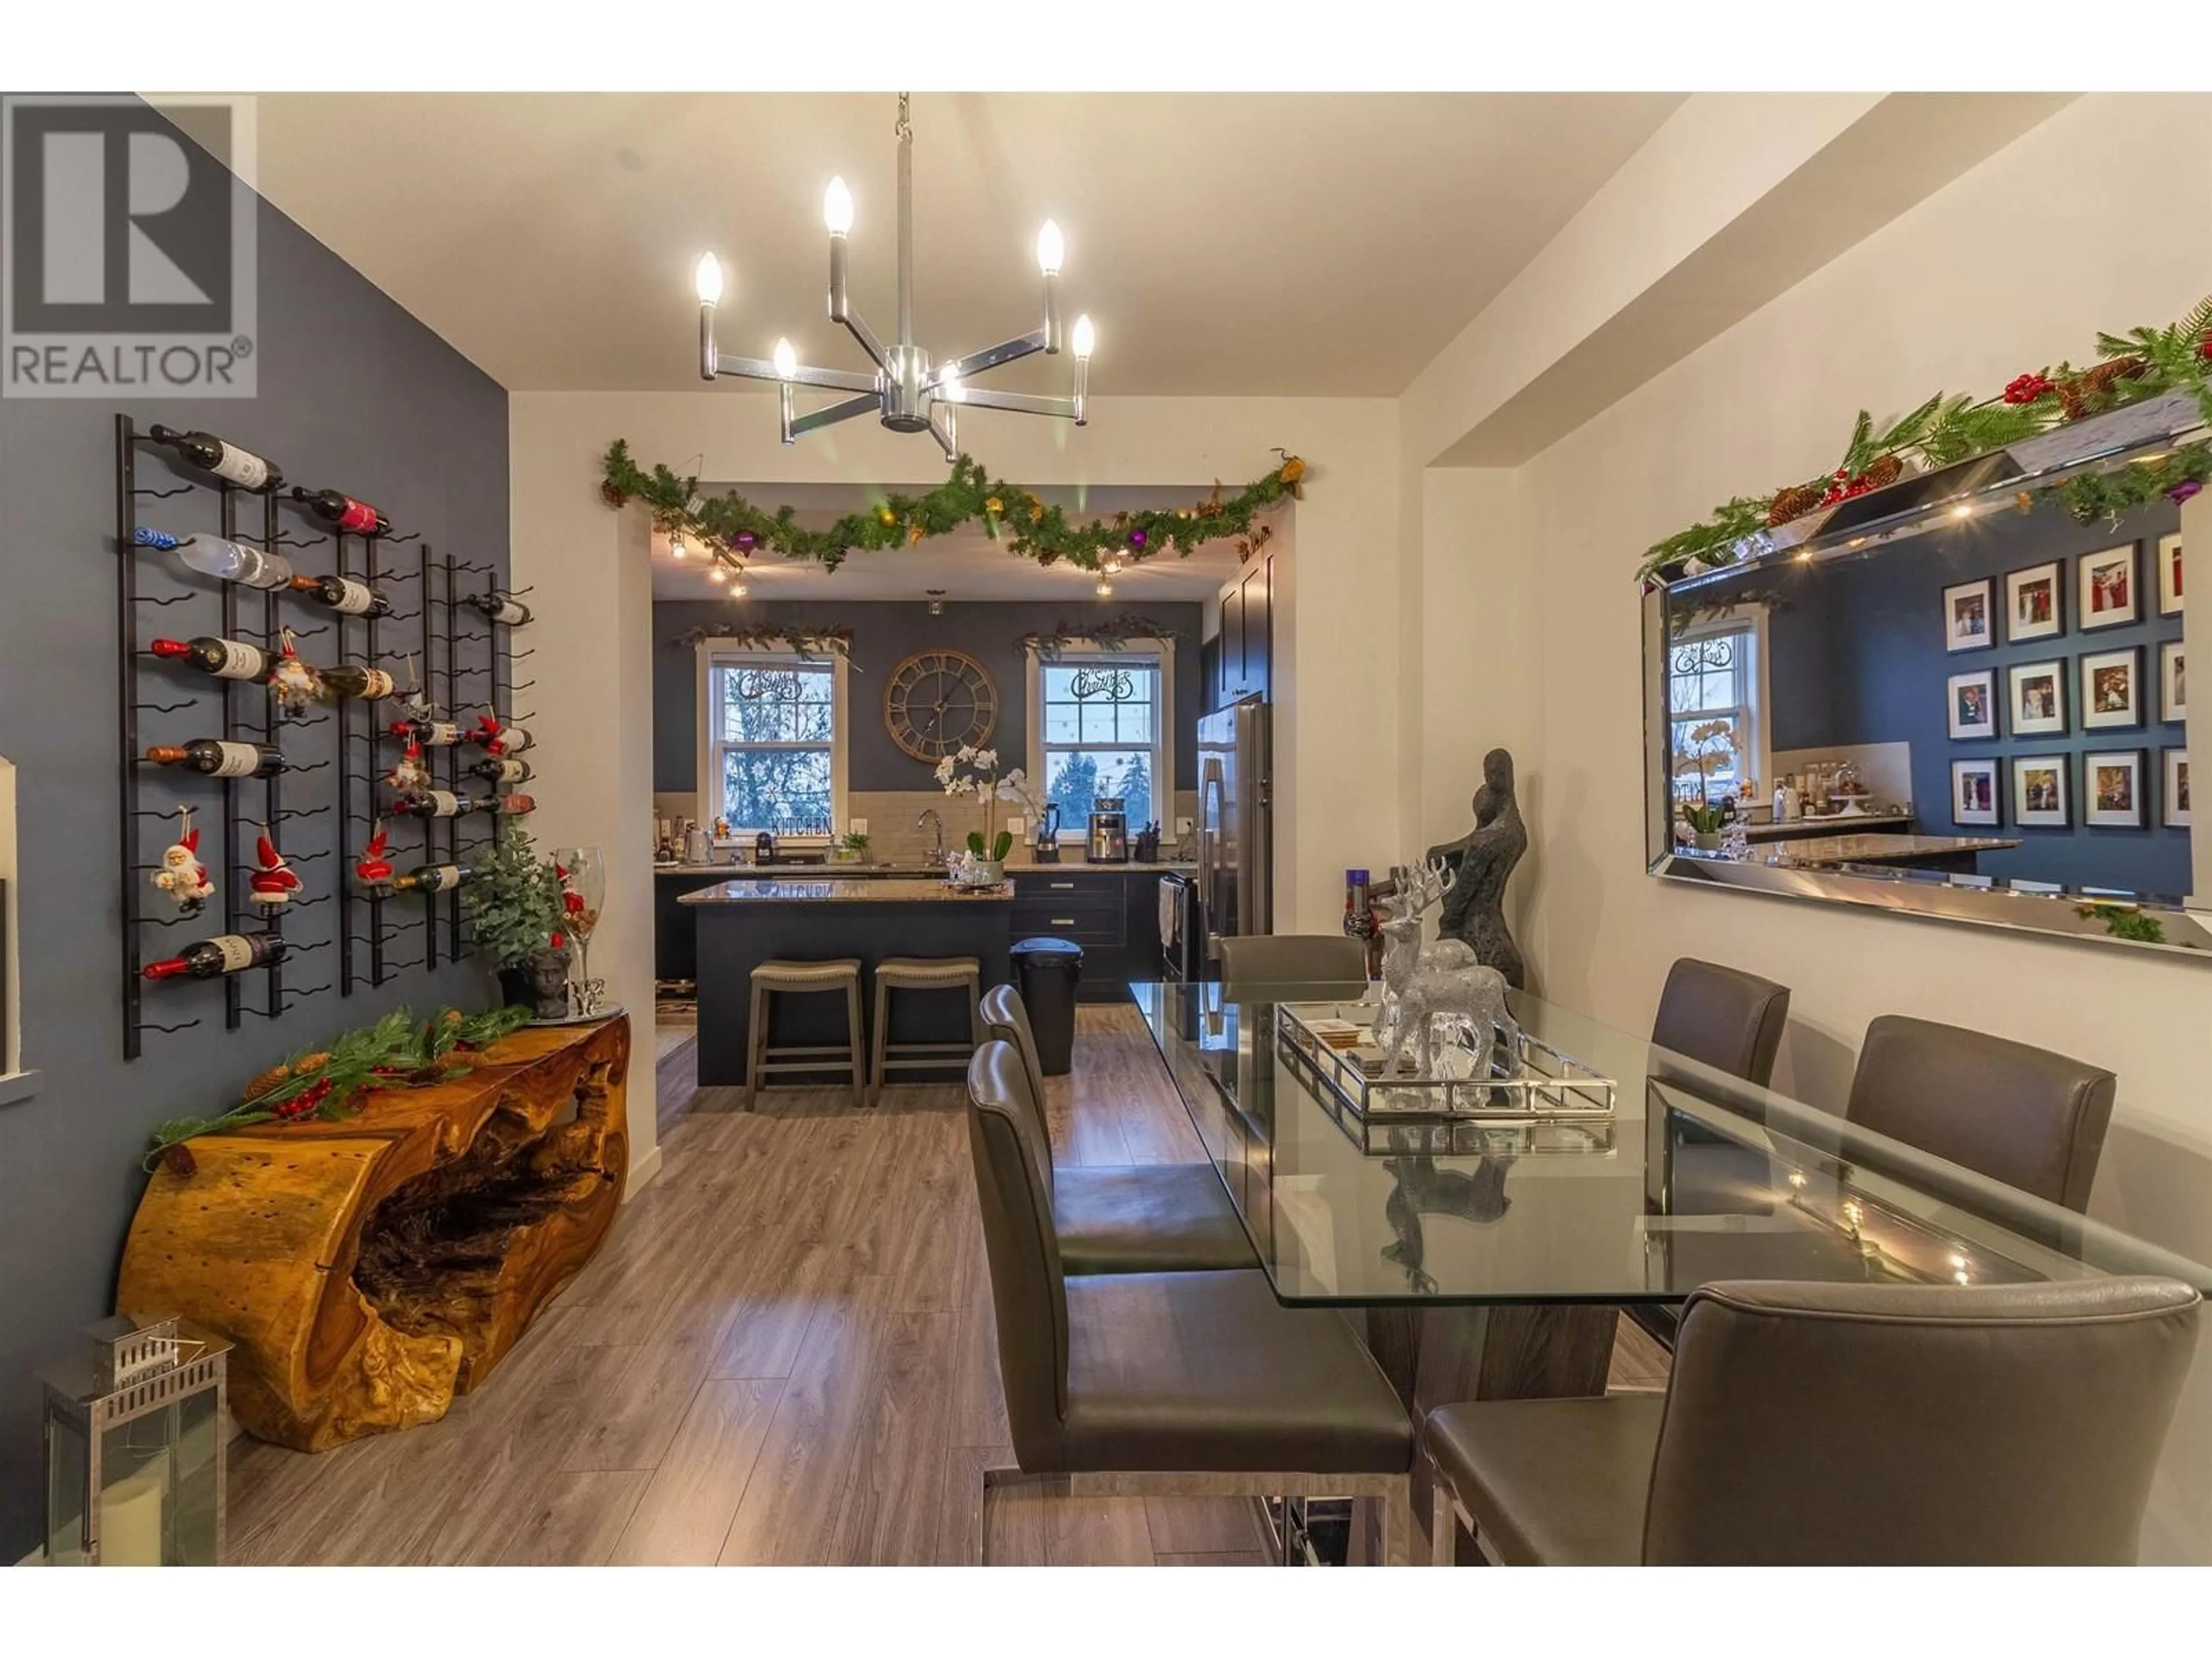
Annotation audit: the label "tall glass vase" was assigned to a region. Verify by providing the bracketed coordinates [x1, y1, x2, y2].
[553, 847, 607, 1017]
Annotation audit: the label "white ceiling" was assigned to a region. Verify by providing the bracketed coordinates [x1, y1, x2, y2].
[648, 483, 1252, 601]
[250, 92, 1685, 395]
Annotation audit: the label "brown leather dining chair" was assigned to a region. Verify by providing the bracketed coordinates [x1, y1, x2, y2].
[1650, 957, 1791, 1087]
[1424, 1276, 2201, 1565]
[1217, 933, 1369, 991]
[965, 1040, 1417, 1562]
[1846, 1014, 2116, 1212]
[979, 983, 1254, 1274]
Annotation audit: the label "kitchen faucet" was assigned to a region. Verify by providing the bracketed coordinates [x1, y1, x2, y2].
[916, 808, 946, 867]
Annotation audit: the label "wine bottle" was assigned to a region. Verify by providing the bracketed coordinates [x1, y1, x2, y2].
[148, 635, 270, 682]
[389, 717, 462, 747]
[393, 790, 487, 819]
[290, 487, 392, 537]
[288, 573, 392, 618]
[393, 862, 478, 893]
[319, 664, 397, 701]
[147, 425, 283, 491]
[468, 756, 533, 785]
[145, 739, 286, 779]
[497, 793, 537, 816]
[142, 931, 286, 980]
[465, 590, 533, 627]
[468, 719, 533, 754]
[134, 527, 294, 590]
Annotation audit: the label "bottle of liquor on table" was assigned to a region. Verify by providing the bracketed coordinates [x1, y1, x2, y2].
[146, 424, 283, 491]
[142, 931, 287, 980]
[468, 755, 533, 786]
[144, 739, 287, 779]
[465, 589, 533, 627]
[393, 862, 479, 893]
[318, 662, 397, 702]
[287, 573, 392, 618]
[147, 635, 270, 683]
[134, 527, 294, 590]
[289, 487, 392, 537]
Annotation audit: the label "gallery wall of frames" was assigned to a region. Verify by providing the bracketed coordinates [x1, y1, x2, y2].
[1766, 499, 2186, 893]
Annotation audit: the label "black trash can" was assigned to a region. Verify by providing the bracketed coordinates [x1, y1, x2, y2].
[1011, 936, 1084, 1075]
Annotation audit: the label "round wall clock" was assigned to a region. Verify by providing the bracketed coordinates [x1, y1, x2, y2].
[884, 648, 999, 761]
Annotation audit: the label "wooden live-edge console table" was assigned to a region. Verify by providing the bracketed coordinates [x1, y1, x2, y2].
[117, 1015, 630, 1451]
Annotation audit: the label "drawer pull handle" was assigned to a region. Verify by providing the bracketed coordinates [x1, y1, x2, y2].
[1050, 916, 1077, 926]
[1050, 881, 1077, 889]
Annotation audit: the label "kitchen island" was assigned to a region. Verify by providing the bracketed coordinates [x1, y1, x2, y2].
[679, 878, 1016, 1089]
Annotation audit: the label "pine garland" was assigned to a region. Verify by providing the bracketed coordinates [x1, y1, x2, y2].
[143, 1003, 535, 1172]
[600, 442, 1307, 574]
[1017, 613, 1182, 661]
[1639, 296, 2212, 586]
[666, 623, 854, 660]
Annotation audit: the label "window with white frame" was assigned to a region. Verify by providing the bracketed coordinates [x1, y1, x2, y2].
[1668, 622, 1758, 804]
[1029, 652, 1169, 832]
[699, 650, 845, 836]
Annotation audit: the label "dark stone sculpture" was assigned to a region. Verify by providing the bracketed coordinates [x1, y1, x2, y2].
[1424, 747, 1528, 989]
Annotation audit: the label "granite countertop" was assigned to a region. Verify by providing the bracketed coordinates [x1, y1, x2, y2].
[1742, 812, 1913, 840]
[678, 878, 1015, 905]
[657, 860, 1196, 877]
[1769, 834, 2021, 867]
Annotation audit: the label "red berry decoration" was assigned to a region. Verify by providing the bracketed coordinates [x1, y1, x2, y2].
[2003, 372, 2055, 405]
[2200, 338, 2212, 362]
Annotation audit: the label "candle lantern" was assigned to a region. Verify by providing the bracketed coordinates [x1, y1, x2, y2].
[39, 1314, 229, 1566]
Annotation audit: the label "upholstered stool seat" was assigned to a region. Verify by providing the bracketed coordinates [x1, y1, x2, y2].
[981, 982, 1255, 1274]
[870, 955, 985, 1105]
[747, 957, 864, 1110]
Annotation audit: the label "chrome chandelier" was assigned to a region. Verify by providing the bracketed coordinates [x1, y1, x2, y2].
[693, 93, 1094, 459]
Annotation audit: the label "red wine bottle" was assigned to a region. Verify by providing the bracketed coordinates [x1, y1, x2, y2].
[393, 790, 487, 820]
[143, 931, 286, 980]
[319, 664, 397, 701]
[468, 719, 533, 753]
[466, 590, 533, 627]
[289, 573, 392, 618]
[389, 717, 462, 747]
[393, 862, 478, 893]
[147, 425, 282, 491]
[496, 793, 537, 817]
[468, 756, 533, 785]
[148, 635, 270, 682]
[145, 739, 286, 779]
[290, 487, 392, 537]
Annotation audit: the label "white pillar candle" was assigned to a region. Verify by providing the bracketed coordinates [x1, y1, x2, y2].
[101, 1468, 168, 1566]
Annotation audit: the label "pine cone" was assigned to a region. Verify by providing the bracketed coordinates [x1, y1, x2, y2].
[1767, 483, 1826, 526]
[242, 1064, 291, 1102]
[1858, 453, 1905, 491]
[599, 482, 629, 510]
[2083, 355, 2146, 395]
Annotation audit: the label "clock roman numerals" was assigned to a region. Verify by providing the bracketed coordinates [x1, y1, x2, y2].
[884, 647, 999, 761]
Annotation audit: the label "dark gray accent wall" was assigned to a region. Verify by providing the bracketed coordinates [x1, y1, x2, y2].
[1759, 501, 2186, 894]
[654, 600, 1205, 795]
[0, 105, 507, 1555]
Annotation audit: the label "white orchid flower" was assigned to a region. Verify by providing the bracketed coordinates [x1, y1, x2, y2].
[934, 756, 955, 782]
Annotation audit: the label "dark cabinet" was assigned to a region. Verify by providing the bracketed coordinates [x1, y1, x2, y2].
[1008, 869, 1168, 1002]
[1212, 554, 1272, 707]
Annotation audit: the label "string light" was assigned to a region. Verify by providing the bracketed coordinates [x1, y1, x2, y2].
[669, 533, 687, 560]
[1095, 578, 1114, 598]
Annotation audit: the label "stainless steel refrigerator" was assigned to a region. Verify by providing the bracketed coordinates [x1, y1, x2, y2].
[1196, 696, 1271, 973]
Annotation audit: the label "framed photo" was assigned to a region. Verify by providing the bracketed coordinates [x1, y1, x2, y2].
[1946, 669, 1998, 740]
[2158, 531, 2183, 617]
[2161, 640, 2187, 724]
[2078, 541, 2140, 631]
[1950, 757, 2001, 827]
[2164, 748, 2191, 829]
[1943, 578, 1994, 652]
[2003, 560, 2064, 643]
[2008, 659, 2068, 736]
[2084, 749, 2147, 829]
[2012, 755, 2070, 828]
[2080, 646, 2143, 730]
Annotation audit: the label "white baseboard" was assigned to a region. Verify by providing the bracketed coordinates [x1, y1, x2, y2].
[624, 1142, 662, 1197]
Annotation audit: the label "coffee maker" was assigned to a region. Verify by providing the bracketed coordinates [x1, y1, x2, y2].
[1032, 803, 1063, 864]
[1087, 797, 1130, 863]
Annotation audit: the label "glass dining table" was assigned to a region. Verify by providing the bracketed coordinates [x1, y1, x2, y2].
[1130, 979, 2212, 1309]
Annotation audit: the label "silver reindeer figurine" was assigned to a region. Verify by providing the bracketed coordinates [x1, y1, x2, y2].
[1375, 856, 1516, 1076]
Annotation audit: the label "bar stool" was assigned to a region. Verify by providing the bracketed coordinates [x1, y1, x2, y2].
[871, 956, 985, 1106]
[747, 958, 865, 1110]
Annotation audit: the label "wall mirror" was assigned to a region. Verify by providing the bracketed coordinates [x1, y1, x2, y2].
[1645, 395, 2206, 956]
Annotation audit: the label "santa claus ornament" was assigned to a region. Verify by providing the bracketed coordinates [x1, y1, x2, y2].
[150, 808, 215, 918]
[354, 822, 395, 890]
[248, 824, 305, 914]
[267, 627, 324, 719]
[385, 737, 430, 800]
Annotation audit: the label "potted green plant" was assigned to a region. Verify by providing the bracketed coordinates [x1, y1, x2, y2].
[830, 830, 871, 865]
[460, 826, 571, 1017]
[1673, 719, 1738, 852]
[933, 745, 1033, 884]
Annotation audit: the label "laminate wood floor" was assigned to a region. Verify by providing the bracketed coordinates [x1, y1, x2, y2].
[226, 1004, 1665, 1566]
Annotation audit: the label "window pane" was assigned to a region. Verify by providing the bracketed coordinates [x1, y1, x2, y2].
[1044, 700, 1080, 741]
[721, 664, 832, 743]
[722, 746, 832, 832]
[1045, 748, 1154, 830]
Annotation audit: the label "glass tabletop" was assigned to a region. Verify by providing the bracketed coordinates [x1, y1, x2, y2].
[1130, 980, 2212, 1308]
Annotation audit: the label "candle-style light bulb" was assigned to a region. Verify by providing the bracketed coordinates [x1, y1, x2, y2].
[772, 337, 797, 380]
[1035, 219, 1065, 276]
[823, 176, 854, 235]
[730, 579, 749, 599]
[1071, 314, 1096, 361]
[709, 564, 727, 584]
[669, 533, 687, 560]
[694, 253, 724, 305]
